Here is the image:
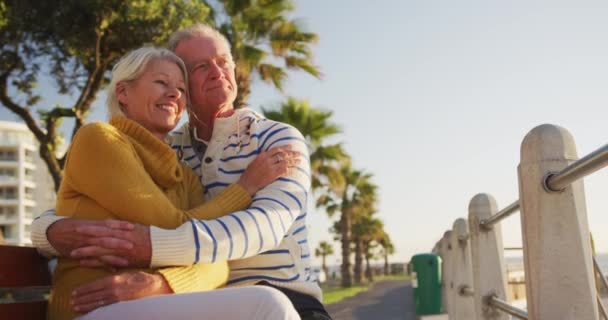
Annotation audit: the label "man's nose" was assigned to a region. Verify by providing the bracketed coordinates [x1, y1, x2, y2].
[208, 61, 223, 79]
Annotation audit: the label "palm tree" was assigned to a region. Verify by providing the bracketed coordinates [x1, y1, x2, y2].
[262, 97, 348, 190]
[315, 241, 334, 279]
[379, 234, 395, 275]
[320, 164, 377, 287]
[352, 215, 384, 283]
[205, 1, 321, 108]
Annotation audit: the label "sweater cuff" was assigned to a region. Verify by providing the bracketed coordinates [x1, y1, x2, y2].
[30, 213, 64, 258]
[149, 223, 196, 268]
[214, 183, 251, 212]
[157, 267, 199, 293]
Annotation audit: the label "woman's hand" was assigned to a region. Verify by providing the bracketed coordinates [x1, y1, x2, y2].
[236, 145, 301, 196]
[71, 271, 172, 313]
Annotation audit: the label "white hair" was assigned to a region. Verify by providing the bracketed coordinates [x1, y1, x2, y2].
[107, 47, 188, 118]
[166, 23, 232, 53]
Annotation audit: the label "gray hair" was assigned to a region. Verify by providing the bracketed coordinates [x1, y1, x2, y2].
[107, 47, 188, 118]
[166, 23, 232, 53]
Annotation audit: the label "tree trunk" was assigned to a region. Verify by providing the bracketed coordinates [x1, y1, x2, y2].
[365, 251, 373, 282]
[322, 254, 328, 279]
[234, 67, 251, 109]
[340, 209, 352, 287]
[354, 238, 363, 284]
[384, 253, 389, 275]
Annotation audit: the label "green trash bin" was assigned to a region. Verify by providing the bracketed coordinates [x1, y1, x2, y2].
[410, 253, 442, 315]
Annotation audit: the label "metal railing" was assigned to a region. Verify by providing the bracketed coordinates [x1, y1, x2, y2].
[544, 144, 608, 192]
[436, 125, 608, 320]
[479, 200, 520, 230]
[593, 256, 608, 320]
[486, 295, 528, 319]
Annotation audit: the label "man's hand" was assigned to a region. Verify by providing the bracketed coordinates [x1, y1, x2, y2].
[71, 271, 172, 313]
[47, 219, 135, 267]
[237, 145, 301, 195]
[71, 223, 152, 268]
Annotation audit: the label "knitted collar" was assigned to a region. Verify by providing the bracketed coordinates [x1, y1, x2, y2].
[110, 116, 182, 188]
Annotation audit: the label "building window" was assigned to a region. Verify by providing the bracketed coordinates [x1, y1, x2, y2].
[0, 150, 17, 161]
[0, 168, 16, 178]
[24, 187, 34, 200]
[0, 187, 17, 199]
[0, 206, 16, 220]
[24, 168, 33, 181]
[0, 225, 13, 239]
[24, 149, 35, 163]
[24, 206, 35, 219]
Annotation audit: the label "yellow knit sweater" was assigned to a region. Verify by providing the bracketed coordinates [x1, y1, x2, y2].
[50, 116, 251, 320]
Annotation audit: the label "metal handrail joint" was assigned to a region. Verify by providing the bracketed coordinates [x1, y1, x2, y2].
[479, 200, 520, 230]
[545, 144, 608, 192]
[486, 295, 528, 319]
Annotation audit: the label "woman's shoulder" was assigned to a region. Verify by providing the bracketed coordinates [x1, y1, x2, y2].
[73, 121, 126, 144]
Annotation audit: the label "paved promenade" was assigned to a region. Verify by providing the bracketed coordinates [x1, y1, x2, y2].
[326, 279, 416, 320]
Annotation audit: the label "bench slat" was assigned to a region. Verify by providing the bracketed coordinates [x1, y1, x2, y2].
[0, 245, 51, 287]
[0, 245, 51, 320]
[0, 301, 47, 319]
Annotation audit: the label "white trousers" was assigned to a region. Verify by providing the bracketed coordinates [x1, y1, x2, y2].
[77, 286, 301, 320]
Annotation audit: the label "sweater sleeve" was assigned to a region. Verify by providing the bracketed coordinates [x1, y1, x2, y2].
[62, 124, 251, 229]
[149, 124, 311, 267]
[151, 171, 231, 293]
[30, 209, 64, 258]
[157, 261, 229, 293]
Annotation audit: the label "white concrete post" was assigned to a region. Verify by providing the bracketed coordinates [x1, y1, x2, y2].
[437, 234, 449, 313]
[468, 194, 509, 320]
[518, 124, 598, 320]
[452, 218, 477, 320]
[445, 230, 456, 319]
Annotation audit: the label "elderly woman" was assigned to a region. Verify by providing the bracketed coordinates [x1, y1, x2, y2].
[50, 47, 300, 320]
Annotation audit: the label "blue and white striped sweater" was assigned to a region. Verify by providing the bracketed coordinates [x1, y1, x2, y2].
[150, 108, 321, 300]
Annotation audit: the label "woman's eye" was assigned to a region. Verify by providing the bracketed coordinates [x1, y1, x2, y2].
[155, 80, 167, 85]
[178, 87, 186, 93]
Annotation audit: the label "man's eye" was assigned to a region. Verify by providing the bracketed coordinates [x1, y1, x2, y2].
[195, 63, 209, 71]
[155, 80, 167, 85]
[219, 59, 233, 68]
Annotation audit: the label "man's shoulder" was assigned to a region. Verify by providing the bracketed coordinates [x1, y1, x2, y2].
[167, 122, 190, 146]
[248, 115, 302, 136]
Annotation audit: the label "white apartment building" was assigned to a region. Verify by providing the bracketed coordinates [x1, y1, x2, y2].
[0, 121, 56, 245]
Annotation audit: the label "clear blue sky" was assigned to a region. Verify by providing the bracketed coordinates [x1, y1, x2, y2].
[249, 0, 608, 265]
[3, 0, 608, 266]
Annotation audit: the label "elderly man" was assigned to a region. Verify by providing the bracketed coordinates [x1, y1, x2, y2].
[32, 24, 331, 320]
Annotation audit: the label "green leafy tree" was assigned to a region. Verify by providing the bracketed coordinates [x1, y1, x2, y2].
[205, 0, 321, 108]
[0, 0, 209, 190]
[314, 240, 334, 279]
[0, 2, 7, 29]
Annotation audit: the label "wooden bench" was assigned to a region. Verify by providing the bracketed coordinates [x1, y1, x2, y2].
[0, 245, 51, 319]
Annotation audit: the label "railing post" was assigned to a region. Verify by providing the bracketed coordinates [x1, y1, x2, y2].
[452, 218, 477, 320]
[518, 124, 598, 320]
[445, 230, 456, 319]
[437, 233, 449, 313]
[469, 194, 509, 320]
